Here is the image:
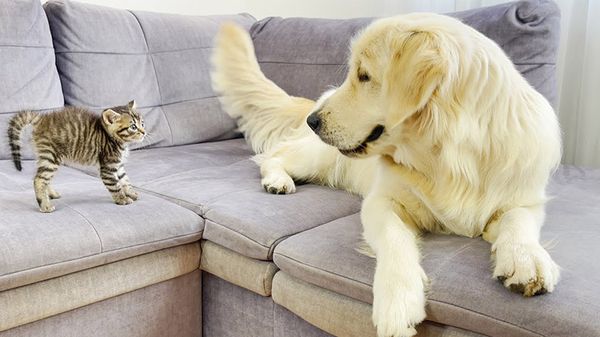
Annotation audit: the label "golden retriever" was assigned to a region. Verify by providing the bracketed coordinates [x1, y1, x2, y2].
[212, 13, 561, 337]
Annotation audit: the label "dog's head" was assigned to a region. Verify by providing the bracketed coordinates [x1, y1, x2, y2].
[308, 13, 460, 158]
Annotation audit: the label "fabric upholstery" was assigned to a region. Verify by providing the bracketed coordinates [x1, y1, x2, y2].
[43, 0, 255, 149]
[201, 240, 278, 296]
[273, 272, 485, 337]
[0, 0, 64, 160]
[122, 140, 362, 260]
[274, 305, 334, 337]
[1, 270, 202, 337]
[273, 165, 600, 337]
[251, 0, 560, 104]
[202, 271, 275, 337]
[0, 160, 203, 291]
[116, 138, 253, 187]
[0, 243, 200, 331]
[272, 272, 374, 337]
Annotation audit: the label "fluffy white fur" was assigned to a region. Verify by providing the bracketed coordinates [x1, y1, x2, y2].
[212, 14, 561, 337]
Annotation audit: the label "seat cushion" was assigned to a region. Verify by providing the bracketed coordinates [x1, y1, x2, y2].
[44, 0, 255, 149]
[125, 139, 362, 260]
[0, 243, 200, 332]
[251, 0, 560, 104]
[273, 166, 600, 337]
[272, 272, 488, 337]
[0, 160, 203, 291]
[0, 0, 64, 160]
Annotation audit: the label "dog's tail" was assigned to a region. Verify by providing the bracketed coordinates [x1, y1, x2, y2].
[7, 111, 40, 171]
[211, 23, 315, 154]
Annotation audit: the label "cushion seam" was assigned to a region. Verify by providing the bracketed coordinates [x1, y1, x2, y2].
[63, 203, 105, 252]
[427, 299, 545, 337]
[0, 231, 202, 278]
[127, 10, 174, 145]
[204, 218, 271, 252]
[81, 95, 218, 111]
[0, 106, 64, 115]
[274, 252, 373, 290]
[133, 187, 204, 214]
[267, 213, 360, 259]
[0, 45, 54, 49]
[53, 45, 214, 55]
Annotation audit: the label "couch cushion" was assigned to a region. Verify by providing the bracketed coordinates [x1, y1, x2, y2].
[0, 0, 64, 160]
[272, 272, 488, 337]
[123, 139, 362, 260]
[0, 160, 203, 291]
[200, 240, 278, 296]
[0, 243, 200, 332]
[273, 166, 600, 337]
[43, 0, 255, 149]
[251, 0, 560, 104]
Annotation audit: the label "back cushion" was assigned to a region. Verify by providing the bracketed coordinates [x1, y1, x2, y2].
[0, 0, 64, 160]
[44, 0, 255, 149]
[251, 0, 560, 105]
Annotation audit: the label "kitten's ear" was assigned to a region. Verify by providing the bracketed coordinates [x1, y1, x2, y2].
[128, 100, 137, 110]
[102, 109, 121, 125]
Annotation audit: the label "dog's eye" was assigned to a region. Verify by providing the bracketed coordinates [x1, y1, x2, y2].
[358, 73, 370, 82]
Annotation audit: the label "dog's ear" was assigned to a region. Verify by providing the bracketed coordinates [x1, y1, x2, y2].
[384, 31, 448, 129]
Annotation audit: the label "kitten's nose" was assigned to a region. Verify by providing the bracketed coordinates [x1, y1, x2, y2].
[307, 112, 321, 133]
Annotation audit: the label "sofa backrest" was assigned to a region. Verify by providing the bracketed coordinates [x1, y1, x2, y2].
[0, 0, 64, 160]
[251, 0, 560, 105]
[44, 0, 255, 150]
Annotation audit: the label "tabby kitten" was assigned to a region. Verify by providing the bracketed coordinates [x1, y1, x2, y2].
[7, 100, 146, 213]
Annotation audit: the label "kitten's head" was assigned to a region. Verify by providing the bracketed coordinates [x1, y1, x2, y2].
[101, 100, 146, 143]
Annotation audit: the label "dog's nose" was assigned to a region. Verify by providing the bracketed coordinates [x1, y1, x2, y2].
[307, 112, 321, 133]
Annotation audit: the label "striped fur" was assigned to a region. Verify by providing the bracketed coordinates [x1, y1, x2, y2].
[8, 111, 40, 171]
[7, 100, 145, 212]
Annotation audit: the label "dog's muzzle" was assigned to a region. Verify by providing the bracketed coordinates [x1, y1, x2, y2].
[338, 125, 385, 157]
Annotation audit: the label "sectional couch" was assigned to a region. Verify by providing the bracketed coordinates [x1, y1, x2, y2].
[1, 0, 599, 337]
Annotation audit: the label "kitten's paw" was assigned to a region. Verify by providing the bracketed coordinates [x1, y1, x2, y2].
[372, 267, 427, 337]
[48, 189, 61, 199]
[113, 194, 134, 205]
[39, 203, 56, 213]
[261, 173, 296, 194]
[125, 189, 139, 201]
[493, 240, 560, 296]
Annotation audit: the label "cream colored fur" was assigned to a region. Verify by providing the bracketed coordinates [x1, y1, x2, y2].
[212, 14, 562, 337]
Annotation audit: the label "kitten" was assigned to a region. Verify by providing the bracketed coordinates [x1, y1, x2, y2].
[7, 100, 146, 213]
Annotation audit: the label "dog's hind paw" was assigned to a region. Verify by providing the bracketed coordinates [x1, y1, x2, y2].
[261, 173, 296, 194]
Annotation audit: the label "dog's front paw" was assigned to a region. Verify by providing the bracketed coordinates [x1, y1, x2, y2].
[372, 268, 427, 337]
[493, 240, 560, 296]
[261, 173, 296, 194]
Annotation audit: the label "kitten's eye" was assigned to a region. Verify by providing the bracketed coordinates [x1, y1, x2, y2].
[130, 124, 137, 131]
[358, 72, 370, 82]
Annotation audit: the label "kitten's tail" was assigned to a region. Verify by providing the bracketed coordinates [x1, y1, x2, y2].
[211, 23, 315, 154]
[7, 111, 40, 171]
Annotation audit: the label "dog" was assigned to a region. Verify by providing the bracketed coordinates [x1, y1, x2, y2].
[212, 13, 562, 337]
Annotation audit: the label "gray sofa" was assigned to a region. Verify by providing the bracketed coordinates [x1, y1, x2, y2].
[1, 0, 599, 337]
